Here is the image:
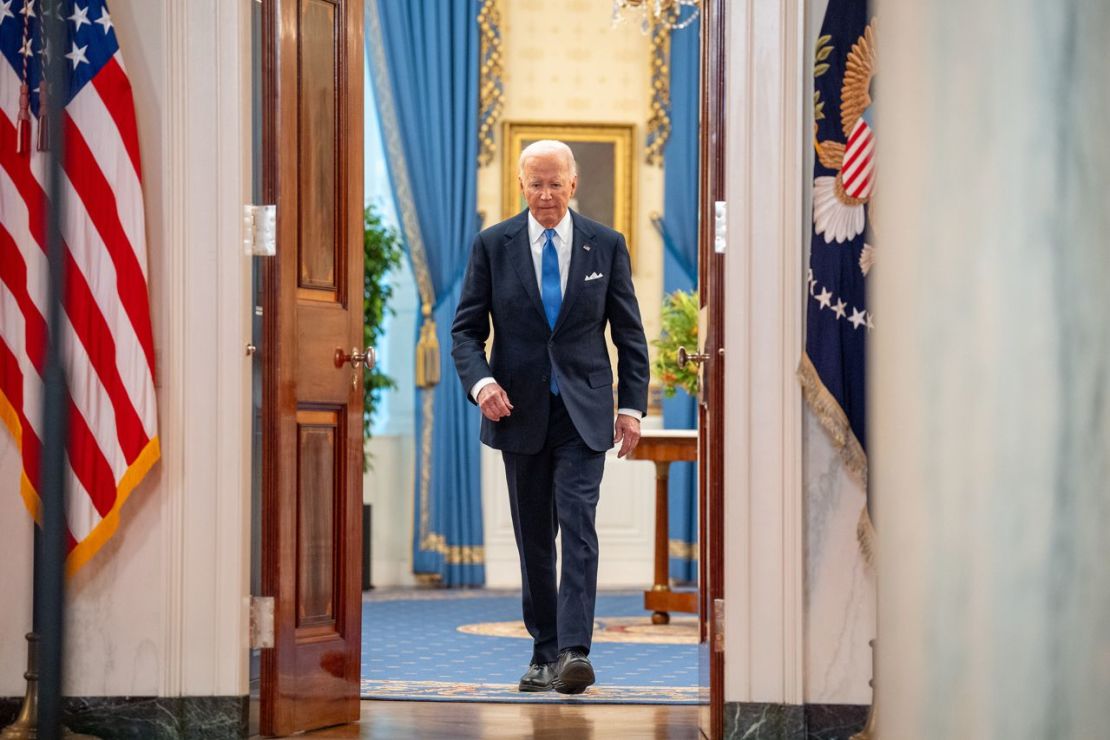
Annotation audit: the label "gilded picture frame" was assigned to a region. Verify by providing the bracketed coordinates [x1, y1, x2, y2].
[502, 122, 637, 266]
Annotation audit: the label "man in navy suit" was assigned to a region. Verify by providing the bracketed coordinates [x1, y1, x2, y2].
[452, 140, 649, 694]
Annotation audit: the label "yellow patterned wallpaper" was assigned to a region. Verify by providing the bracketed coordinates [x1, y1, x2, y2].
[477, 0, 668, 392]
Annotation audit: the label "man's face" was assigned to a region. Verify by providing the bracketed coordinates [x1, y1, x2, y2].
[519, 152, 577, 228]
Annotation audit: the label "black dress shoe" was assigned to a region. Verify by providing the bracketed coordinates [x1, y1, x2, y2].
[553, 649, 595, 695]
[518, 662, 556, 692]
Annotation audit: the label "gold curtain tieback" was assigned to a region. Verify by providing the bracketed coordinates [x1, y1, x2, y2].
[415, 302, 441, 389]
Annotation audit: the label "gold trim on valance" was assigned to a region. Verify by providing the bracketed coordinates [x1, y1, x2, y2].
[645, 17, 672, 165]
[477, 0, 504, 167]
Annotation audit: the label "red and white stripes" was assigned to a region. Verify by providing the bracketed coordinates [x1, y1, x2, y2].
[0, 49, 159, 574]
[842, 117, 874, 200]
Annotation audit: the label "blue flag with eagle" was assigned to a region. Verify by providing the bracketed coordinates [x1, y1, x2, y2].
[799, 0, 876, 556]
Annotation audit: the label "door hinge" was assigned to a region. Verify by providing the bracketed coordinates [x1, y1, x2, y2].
[243, 204, 277, 256]
[713, 201, 727, 253]
[249, 596, 275, 649]
[713, 598, 725, 653]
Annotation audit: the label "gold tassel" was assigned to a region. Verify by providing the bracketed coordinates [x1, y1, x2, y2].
[16, 83, 31, 154]
[415, 302, 440, 389]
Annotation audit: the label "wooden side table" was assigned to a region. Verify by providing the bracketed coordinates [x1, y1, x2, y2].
[628, 429, 698, 624]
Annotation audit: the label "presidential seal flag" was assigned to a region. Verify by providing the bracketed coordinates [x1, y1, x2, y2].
[798, 0, 876, 557]
[0, 0, 159, 574]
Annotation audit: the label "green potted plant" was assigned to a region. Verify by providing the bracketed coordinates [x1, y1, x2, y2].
[363, 203, 405, 469]
[652, 289, 700, 398]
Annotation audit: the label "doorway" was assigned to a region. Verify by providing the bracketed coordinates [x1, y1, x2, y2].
[249, 0, 727, 736]
[356, 0, 705, 709]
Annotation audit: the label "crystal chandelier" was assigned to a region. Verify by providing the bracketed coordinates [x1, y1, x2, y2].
[611, 0, 701, 34]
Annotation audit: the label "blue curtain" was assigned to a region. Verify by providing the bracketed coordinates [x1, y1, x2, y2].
[366, 0, 484, 585]
[659, 17, 700, 584]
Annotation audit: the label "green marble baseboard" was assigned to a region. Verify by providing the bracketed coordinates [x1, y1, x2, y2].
[0, 695, 248, 740]
[724, 702, 869, 740]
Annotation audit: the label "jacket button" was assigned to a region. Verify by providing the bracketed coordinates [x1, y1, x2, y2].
[541, 374, 549, 382]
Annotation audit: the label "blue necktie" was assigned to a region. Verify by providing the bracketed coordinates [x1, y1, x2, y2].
[541, 228, 561, 395]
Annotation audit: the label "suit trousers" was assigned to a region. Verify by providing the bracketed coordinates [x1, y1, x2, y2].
[502, 392, 606, 665]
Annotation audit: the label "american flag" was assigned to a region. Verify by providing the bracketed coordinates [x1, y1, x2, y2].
[0, 0, 158, 574]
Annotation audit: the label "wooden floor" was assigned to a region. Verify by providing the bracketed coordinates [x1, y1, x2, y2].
[299, 701, 702, 739]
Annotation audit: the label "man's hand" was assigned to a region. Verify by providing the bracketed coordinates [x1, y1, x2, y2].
[477, 383, 513, 422]
[613, 413, 641, 458]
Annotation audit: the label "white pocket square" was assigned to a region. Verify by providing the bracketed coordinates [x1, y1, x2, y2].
[585, 272, 604, 281]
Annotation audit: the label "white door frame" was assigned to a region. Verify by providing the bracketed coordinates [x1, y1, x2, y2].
[722, 0, 807, 706]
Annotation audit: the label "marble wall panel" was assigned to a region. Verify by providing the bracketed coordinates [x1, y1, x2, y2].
[802, 410, 875, 704]
[873, 1, 1110, 737]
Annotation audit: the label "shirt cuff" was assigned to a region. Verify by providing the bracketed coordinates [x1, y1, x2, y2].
[470, 377, 497, 402]
[617, 408, 643, 420]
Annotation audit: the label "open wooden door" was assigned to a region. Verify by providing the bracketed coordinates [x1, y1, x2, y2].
[259, 0, 365, 735]
[698, 1, 728, 738]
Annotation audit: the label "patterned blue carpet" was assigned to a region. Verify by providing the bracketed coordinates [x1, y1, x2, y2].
[361, 590, 700, 704]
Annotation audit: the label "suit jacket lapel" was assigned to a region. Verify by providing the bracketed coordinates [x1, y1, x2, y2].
[552, 212, 592, 335]
[506, 213, 548, 326]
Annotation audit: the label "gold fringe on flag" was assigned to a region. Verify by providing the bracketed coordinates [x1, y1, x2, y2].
[857, 504, 875, 565]
[415, 302, 440, 389]
[798, 351, 874, 565]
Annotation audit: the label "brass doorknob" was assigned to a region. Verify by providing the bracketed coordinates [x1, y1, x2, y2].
[334, 347, 376, 370]
[676, 346, 710, 369]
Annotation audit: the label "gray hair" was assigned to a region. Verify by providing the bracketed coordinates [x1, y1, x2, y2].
[518, 139, 578, 179]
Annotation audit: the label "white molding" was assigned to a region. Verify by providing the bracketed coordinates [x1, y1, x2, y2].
[160, 0, 252, 697]
[723, 0, 754, 703]
[159, 0, 187, 699]
[723, 0, 807, 705]
[782, 0, 807, 705]
[212, 0, 253, 695]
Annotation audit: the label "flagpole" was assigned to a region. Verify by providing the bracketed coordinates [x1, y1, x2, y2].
[23, 2, 101, 736]
[30, 0, 71, 736]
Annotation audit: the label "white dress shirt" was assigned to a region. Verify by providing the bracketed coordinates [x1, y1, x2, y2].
[470, 210, 643, 421]
[527, 209, 573, 297]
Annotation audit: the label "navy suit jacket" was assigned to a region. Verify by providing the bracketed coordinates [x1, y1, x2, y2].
[451, 209, 649, 455]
